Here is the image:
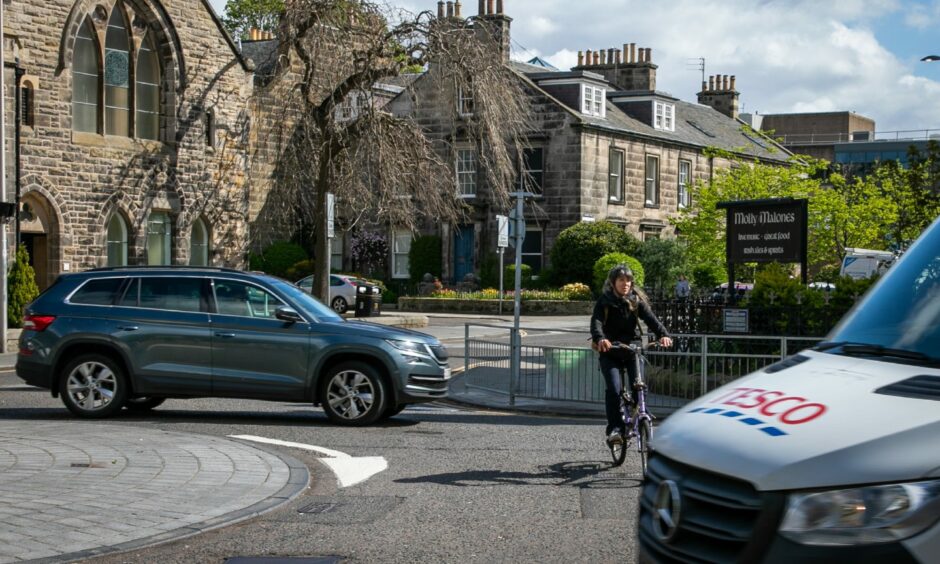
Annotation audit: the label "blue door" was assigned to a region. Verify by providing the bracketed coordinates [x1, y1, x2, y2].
[453, 225, 474, 281]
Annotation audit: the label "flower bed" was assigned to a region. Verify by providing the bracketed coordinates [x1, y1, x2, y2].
[398, 297, 593, 315]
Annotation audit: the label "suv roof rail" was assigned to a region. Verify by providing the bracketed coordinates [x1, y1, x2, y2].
[86, 266, 250, 274]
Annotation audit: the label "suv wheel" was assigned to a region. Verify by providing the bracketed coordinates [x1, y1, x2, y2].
[125, 397, 166, 412]
[331, 296, 347, 313]
[320, 361, 387, 426]
[59, 354, 128, 418]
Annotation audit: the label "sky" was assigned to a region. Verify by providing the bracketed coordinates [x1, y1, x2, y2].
[208, 0, 940, 134]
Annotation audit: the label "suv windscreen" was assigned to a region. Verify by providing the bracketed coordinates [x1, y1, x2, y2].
[826, 219, 940, 363]
[269, 277, 343, 321]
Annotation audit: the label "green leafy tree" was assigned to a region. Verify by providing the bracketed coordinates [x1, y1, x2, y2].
[408, 235, 442, 283]
[248, 240, 308, 278]
[8, 244, 39, 328]
[549, 221, 640, 286]
[635, 238, 689, 295]
[593, 253, 644, 293]
[221, 0, 284, 40]
[673, 154, 899, 280]
[869, 142, 940, 249]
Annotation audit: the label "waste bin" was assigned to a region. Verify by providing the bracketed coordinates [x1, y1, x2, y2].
[354, 284, 382, 317]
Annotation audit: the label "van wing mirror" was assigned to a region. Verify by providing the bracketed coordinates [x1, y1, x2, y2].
[275, 306, 305, 323]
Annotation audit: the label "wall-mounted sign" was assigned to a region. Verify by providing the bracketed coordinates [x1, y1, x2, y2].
[723, 308, 749, 333]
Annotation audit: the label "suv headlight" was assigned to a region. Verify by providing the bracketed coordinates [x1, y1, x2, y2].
[779, 479, 940, 545]
[385, 339, 430, 358]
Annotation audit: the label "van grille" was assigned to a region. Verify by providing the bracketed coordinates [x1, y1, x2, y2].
[639, 453, 785, 563]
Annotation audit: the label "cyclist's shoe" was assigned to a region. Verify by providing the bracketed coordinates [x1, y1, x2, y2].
[606, 429, 623, 447]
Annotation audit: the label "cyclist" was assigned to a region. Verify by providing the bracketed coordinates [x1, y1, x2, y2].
[590, 264, 673, 447]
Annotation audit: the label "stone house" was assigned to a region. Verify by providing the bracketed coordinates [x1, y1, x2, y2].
[1, 0, 254, 289]
[387, 1, 790, 285]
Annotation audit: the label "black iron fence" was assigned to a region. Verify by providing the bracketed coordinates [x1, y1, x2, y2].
[648, 298, 854, 337]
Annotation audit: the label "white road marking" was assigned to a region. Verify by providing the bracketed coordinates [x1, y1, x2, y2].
[229, 434, 387, 488]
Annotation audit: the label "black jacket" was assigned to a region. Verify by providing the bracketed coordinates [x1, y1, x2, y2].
[590, 289, 670, 350]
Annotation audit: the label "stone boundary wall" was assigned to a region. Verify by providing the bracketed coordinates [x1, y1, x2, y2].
[398, 298, 593, 315]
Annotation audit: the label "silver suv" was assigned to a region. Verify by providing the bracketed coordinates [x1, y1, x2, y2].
[16, 267, 450, 425]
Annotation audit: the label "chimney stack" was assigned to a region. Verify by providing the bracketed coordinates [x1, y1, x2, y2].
[698, 74, 740, 119]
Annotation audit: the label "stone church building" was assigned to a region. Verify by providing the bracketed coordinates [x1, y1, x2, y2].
[1, 0, 254, 289]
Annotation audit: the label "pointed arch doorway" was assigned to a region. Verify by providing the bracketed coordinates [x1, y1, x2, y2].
[19, 192, 60, 290]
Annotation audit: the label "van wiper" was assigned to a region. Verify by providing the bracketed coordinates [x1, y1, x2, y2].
[839, 344, 935, 363]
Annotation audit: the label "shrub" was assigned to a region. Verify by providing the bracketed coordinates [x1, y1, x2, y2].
[635, 238, 689, 294]
[382, 288, 399, 304]
[408, 235, 442, 283]
[286, 259, 316, 281]
[549, 221, 640, 286]
[479, 252, 501, 288]
[248, 241, 308, 279]
[505, 263, 533, 286]
[8, 244, 39, 328]
[561, 282, 592, 301]
[350, 231, 388, 277]
[691, 262, 724, 292]
[593, 253, 645, 293]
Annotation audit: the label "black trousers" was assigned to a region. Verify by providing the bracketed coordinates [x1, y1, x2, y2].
[599, 350, 638, 435]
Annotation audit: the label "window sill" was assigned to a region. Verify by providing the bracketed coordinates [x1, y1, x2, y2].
[458, 194, 476, 199]
[608, 198, 625, 206]
[72, 131, 166, 152]
[645, 203, 660, 209]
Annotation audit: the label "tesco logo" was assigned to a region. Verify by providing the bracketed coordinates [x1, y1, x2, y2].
[707, 387, 828, 425]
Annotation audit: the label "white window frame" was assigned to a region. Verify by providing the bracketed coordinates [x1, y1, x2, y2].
[678, 160, 691, 209]
[654, 101, 675, 131]
[392, 230, 412, 279]
[608, 148, 624, 202]
[458, 86, 474, 117]
[645, 155, 660, 207]
[456, 148, 477, 198]
[581, 84, 606, 118]
[189, 217, 209, 266]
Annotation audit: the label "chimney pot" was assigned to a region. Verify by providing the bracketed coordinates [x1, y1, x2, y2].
[614, 49, 621, 64]
[585, 49, 592, 65]
[709, 75, 715, 91]
[600, 49, 606, 65]
[446, 1, 453, 17]
[487, 0, 494, 15]
[496, 0, 503, 14]
[646, 48, 652, 62]
[701, 80, 707, 93]
[578, 51, 584, 66]
[439, 1, 445, 18]
[639, 47, 646, 63]
[455, 0, 462, 18]
[730, 75, 736, 91]
[252, 28, 260, 40]
[478, 0, 484, 15]
[594, 51, 600, 65]
[607, 48, 614, 65]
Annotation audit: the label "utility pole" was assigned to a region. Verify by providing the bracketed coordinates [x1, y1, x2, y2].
[508, 191, 529, 406]
[1, 4, 8, 353]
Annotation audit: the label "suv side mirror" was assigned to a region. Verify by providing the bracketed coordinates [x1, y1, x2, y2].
[275, 306, 305, 323]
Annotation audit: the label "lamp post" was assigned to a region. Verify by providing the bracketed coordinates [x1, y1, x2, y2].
[921, 55, 940, 62]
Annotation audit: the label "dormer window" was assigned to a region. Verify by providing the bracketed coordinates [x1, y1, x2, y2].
[654, 100, 675, 131]
[581, 84, 606, 118]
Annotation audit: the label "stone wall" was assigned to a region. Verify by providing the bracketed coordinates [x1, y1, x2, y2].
[4, 0, 254, 284]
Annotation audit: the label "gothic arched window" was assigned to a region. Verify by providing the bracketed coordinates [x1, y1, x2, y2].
[136, 31, 160, 140]
[105, 7, 131, 136]
[72, 19, 99, 133]
[106, 214, 128, 266]
[189, 217, 209, 266]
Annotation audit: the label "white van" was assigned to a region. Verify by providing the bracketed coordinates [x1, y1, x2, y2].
[840, 247, 896, 280]
[639, 218, 940, 562]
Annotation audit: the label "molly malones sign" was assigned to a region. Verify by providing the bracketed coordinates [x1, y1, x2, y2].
[720, 199, 808, 264]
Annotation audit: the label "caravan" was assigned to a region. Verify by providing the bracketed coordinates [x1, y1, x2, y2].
[840, 247, 896, 280]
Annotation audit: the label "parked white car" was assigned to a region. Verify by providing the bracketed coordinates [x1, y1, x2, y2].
[295, 274, 363, 313]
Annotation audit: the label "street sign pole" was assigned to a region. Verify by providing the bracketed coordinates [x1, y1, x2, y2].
[0, 3, 8, 353]
[509, 192, 528, 406]
[498, 247, 504, 315]
[496, 214, 508, 316]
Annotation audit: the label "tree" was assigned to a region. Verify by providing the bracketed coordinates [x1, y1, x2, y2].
[673, 154, 898, 280]
[259, 1, 532, 302]
[870, 141, 940, 249]
[8, 244, 39, 328]
[635, 238, 688, 295]
[222, 0, 285, 40]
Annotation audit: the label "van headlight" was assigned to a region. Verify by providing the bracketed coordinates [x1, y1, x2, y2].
[779, 480, 940, 545]
[385, 339, 430, 358]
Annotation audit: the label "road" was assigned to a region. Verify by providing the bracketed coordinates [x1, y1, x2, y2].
[0, 315, 647, 563]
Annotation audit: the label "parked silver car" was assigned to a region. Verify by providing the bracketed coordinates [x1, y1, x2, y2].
[295, 274, 363, 313]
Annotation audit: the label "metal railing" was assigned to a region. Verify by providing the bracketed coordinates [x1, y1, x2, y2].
[777, 129, 940, 146]
[462, 323, 823, 413]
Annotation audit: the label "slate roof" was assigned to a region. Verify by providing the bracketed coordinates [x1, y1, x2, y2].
[508, 61, 789, 163]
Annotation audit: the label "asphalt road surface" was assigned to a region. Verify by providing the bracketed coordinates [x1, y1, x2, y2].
[0, 366, 646, 563]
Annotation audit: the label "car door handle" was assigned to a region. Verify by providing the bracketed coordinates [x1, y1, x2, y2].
[215, 332, 236, 338]
[118, 326, 139, 331]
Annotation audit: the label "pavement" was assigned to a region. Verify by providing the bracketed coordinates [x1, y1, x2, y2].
[0, 312, 599, 562]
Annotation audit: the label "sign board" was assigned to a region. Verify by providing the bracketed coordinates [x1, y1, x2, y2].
[723, 308, 749, 333]
[497, 215, 509, 248]
[326, 193, 335, 239]
[722, 199, 807, 264]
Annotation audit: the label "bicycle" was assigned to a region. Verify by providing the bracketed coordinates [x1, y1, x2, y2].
[606, 341, 655, 474]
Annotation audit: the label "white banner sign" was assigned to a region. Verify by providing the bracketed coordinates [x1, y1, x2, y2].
[497, 215, 509, 248]
[326, 192, 335, 239]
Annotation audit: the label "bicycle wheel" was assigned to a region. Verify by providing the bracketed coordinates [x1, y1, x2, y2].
[638, 419, 652, 475]
[609, 432, 627, 467]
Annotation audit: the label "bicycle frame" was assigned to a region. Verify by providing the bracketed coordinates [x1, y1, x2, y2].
[607, 341, 655, 471]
